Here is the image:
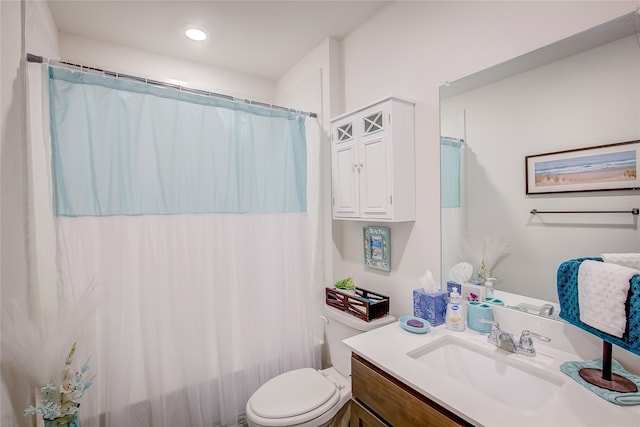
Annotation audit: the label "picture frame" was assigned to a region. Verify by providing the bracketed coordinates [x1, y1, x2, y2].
[525, 140, 640, 194]
[363, 226, 390, 272]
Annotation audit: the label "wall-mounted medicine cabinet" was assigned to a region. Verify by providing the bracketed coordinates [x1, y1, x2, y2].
[330, 97, 415, 222]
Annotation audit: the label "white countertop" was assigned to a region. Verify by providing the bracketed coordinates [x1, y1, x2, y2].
[343, 320, 640, 427]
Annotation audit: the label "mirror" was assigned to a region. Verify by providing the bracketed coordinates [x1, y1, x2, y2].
[440, 12, 640, 307]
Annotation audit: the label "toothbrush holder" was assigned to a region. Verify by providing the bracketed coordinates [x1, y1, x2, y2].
[467, 301, 493, 333]
[484, 297, 505, 306]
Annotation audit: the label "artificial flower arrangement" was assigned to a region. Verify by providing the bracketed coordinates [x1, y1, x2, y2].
[462, 237, 512, 284]
[24, 342, 96, 426]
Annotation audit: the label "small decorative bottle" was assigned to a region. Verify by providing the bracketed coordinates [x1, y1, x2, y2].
[445, 289, 465, 331]
[484, 278, 496, 299]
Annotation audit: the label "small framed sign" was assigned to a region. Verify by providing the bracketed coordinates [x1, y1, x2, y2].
[363, 226, 390, 272]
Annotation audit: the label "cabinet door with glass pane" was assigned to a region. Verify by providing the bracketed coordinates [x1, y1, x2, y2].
[331, 116, 360, 218]
[330, 97, 415, 222]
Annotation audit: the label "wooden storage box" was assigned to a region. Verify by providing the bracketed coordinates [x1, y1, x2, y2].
[325, 287, 390, 322]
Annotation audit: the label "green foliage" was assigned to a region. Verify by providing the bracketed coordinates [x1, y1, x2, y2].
[335, 277, 355, 291]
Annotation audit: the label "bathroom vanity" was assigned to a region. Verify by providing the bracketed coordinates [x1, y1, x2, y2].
[351, 353, 469, 426]
[344, 306, 640, 427]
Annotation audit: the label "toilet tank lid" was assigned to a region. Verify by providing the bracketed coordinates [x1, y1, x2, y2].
[323, 306, 395, 331]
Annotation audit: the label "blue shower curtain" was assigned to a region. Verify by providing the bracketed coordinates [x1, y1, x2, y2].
[49, 67, 307, 216]
[441, 136, 462, 209]
[441, 136, 464, 282]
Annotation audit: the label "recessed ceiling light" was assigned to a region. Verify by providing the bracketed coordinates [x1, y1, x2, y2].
[185, 28, 207, 41]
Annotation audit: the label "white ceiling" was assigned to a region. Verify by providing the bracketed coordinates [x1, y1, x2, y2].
[47, 0, 391, 81]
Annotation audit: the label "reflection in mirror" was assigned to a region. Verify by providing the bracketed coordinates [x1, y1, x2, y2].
[440, 11, 640, 308]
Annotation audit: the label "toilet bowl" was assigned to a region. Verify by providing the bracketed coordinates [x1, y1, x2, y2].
[246, 306, 395, 427]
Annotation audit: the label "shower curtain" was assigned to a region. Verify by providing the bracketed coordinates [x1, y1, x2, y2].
[25, 62, 321, 427]
[441, 136, 465, 281]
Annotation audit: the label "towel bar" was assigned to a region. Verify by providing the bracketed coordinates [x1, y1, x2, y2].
[531, 208, 639, 215]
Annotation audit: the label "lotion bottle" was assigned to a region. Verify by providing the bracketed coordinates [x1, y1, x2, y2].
[445, 289, 465, 331]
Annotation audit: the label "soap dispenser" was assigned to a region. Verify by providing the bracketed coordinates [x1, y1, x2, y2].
[484, 278, 496, 299]
[445, 289, 465, 331]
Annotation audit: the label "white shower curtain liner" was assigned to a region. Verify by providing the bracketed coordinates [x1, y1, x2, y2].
[25, 59, 58, 330]
[24, 61, 323, 427]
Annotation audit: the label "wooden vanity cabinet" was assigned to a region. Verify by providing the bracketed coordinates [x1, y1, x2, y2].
[350, 353, 472, 427]
[351, 400, 387, 427]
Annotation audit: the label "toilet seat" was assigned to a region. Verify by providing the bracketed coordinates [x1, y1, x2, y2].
[247, 368, 341, 426]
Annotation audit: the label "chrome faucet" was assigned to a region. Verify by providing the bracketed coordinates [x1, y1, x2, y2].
[479, 320, 551, 357]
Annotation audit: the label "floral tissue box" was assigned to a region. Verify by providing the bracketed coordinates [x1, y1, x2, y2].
[413, 288, 448, 326]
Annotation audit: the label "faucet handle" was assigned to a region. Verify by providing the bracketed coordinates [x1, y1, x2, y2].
[518, 330, 551, 356]
[521, 329, 551, 342]
[477, 319, 499, 328]
[477, 319, 501, 345]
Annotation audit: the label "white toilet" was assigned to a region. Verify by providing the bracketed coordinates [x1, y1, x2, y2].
[245, 305, 395, 427]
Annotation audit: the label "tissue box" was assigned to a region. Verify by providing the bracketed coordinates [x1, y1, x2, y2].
[413, 288, 448, 326]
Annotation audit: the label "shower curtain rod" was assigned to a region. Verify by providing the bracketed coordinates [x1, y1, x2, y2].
[26, 53, 318, 118]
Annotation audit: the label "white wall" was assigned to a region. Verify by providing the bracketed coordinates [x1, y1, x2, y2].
[58, 33, 276, 103]
[1, 0, 29, 425]
[442, 34, 640, 302]
[25, 0, 59, 59]
[336, 1, 637, 318]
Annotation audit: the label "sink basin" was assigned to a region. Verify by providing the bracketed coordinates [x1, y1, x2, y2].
[408, 336, 565, 412]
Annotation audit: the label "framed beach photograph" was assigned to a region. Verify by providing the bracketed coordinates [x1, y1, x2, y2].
[363, 226, 390, 272]
[525, 140, 640, 194]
